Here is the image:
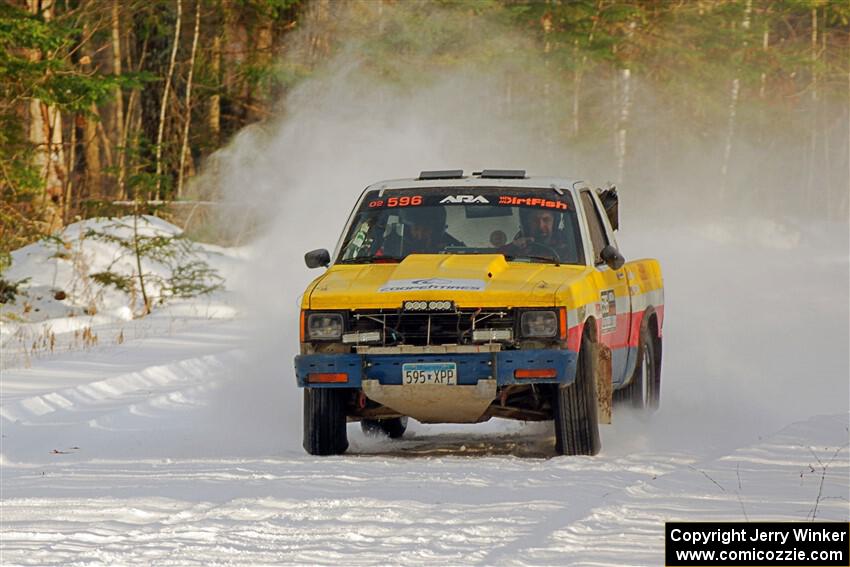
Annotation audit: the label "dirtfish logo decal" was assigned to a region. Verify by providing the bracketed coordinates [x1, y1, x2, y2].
[439, 195, 490, 204]
[379, 278, 486, 292]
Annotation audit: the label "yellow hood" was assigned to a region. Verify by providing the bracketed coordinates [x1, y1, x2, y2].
[306, 254, 586, 310]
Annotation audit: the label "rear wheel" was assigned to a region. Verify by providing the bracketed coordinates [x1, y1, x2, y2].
[619, 322, 661, 411]
[303, 388, 349, 456]
[553, 329, 601, 456]
[360, 416, 408, 439]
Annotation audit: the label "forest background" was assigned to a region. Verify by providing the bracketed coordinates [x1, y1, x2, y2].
[2, 0, 848, 270]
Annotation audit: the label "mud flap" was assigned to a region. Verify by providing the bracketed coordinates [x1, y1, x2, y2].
[592, 343, 613, 424]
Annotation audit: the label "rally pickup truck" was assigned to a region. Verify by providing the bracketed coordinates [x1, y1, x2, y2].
[295, 170, 664, 456]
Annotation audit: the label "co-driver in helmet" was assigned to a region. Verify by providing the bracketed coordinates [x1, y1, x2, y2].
[401, 206, 464, 255]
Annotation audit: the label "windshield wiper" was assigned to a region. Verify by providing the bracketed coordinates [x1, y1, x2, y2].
[338, 255, 403, 264]
[504, 254, 560, 266]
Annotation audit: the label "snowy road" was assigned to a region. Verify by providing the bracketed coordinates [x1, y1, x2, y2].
[2, 216, 849, 565]
[2, 317, 848, 566]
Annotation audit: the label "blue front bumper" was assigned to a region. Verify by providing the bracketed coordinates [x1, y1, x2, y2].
[294, 349, 578, 388]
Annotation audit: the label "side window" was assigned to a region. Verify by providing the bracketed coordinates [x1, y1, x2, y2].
[580, 192, 609, 265]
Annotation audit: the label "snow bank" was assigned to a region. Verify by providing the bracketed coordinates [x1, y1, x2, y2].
[0, 216, 246, 369]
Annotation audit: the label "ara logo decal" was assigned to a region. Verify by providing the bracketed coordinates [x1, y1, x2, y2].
[439, 195, 490, 204]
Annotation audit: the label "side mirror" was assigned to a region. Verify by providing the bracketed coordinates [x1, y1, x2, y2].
[600, 245, 625, 270]
[597, 186, 619, 231]
[305, 248, 331, 269]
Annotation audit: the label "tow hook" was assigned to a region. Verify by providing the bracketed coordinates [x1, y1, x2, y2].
[357, 391, 367, 409]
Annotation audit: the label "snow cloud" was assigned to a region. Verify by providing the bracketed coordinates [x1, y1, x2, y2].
[198, 3, 849, 456]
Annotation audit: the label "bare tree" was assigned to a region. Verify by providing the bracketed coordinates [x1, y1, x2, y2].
[155, 0, 183, 198]
[573, 1, 602, 139]
[615, 21, 636, 186]
[112, 0, 126, 199]
[26, 0, 66, 231]
[80, 15, 102, 201]
[719, 0, 752, 202]
[177, 0, 201, 198]
[805, 5, 818, 212]
[208, 30, 221, 146]
[845, 66, 849, 219]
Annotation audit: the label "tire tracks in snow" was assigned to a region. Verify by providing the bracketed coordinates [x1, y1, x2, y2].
[492, 413, 850, 566]
[0, 350, 245, 426]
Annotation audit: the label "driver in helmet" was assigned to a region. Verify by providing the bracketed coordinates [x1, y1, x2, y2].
[505, 208, 573, 262]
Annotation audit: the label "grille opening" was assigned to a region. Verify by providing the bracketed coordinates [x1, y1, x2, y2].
[351, 309, 515, 347]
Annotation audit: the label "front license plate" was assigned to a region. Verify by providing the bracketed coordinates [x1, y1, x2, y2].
[402, 362, 457, 385]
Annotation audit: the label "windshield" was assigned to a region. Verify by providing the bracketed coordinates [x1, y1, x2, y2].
[337, 187, 584, 265]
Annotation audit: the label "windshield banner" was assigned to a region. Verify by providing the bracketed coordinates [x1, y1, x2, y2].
[362, 188, 572, 212]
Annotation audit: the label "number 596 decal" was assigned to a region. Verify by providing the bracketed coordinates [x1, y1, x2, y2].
[387, 196, 422, 207]
[368, 196, 423, 208]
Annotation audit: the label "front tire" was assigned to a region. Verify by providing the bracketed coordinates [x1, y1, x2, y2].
[303, 388, 349, 456]
[360, 416, 408, 439]
[553, 329, 601, 456]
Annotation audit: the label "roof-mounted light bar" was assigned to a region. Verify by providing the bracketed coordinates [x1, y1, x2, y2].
[418, 169, 464, 180]
[479, 169, 526, 179]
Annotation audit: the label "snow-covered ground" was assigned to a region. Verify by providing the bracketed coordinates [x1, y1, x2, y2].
[1, 216, 244, 370]
[1, 217, 848, 566]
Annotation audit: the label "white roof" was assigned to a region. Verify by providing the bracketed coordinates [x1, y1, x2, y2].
[365, 176, 590, 193]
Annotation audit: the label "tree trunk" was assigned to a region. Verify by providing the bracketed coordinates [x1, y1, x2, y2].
[208, 33, 221, 147]
[80, 17, 101, 201]
[247, 8, 274, 123]
[756, 10, 770, 209]
[759, 23, 769, 99]
[719, 77, 740, 198]
[845, 67, 850, 221]
[572, 40, 581, 138]
[805, 6, 818, 214]
[615, 68, 632, 186]
[222, 0, 248, 129]
[27, 0, 65, 231]
[83, 104, 102, 200]
[112, 0, 126, 199]
[819, 17, 830, 219]
[132, 204, 151, 316]
[615, 21, 636, 186]
[177, 0, 201, 198]
[572, 1, 601, 139]
[308, 0, 331, 66]
[541, 9, 553, 157]
[719, 0, 752, 203]
[122, 27, 149, 200]
[155, 0, 183, 198]
[64, 114, 76, 225]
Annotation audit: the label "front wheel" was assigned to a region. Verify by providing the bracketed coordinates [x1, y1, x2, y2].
[361, 416, 408, 439]
[303, 388, 349, 456]
[553, 329, 601, 456]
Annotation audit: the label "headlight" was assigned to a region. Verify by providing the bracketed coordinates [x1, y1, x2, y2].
[520, 310, 558, 338]
[307, 313, 344, 340]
